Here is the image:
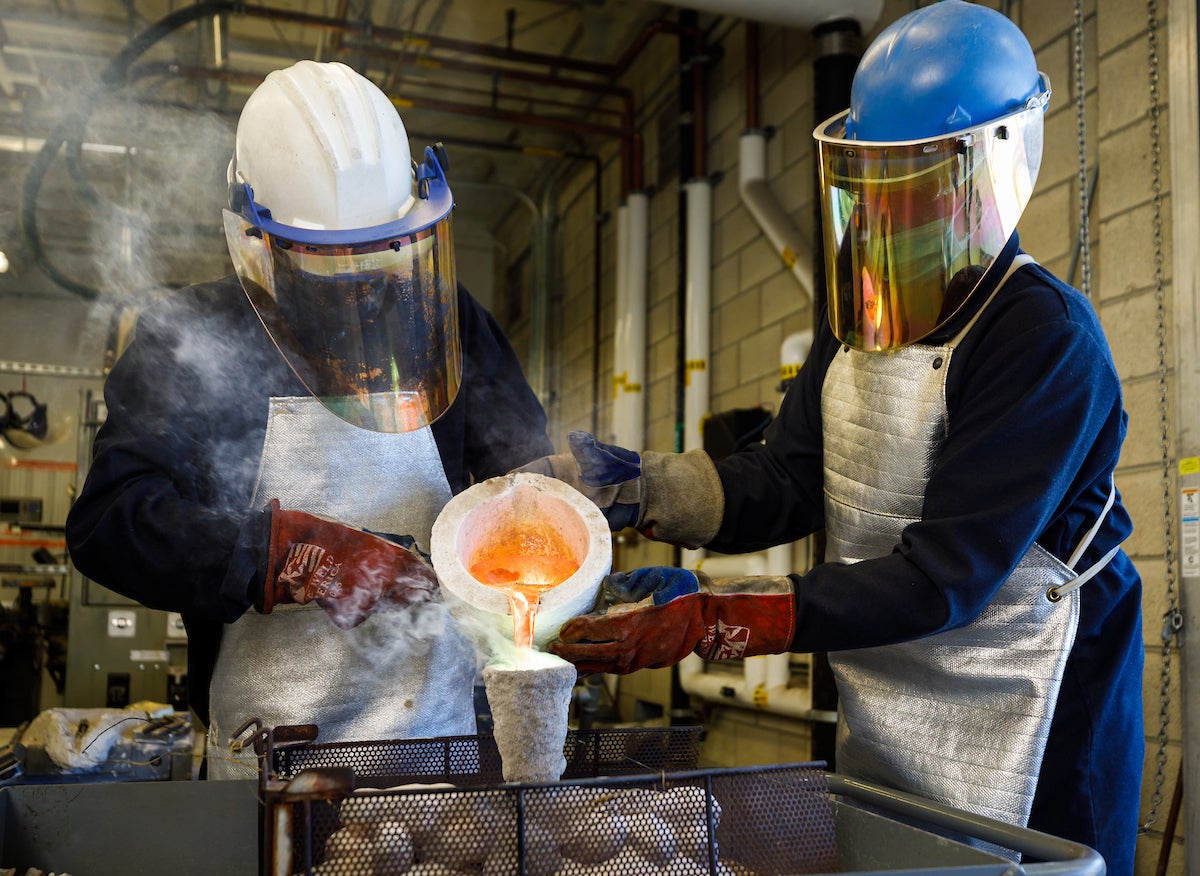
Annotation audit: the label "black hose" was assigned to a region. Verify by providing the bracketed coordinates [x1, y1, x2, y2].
[20, 1, 237, 300]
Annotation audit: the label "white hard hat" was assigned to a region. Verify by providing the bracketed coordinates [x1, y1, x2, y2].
[224, 60, 461, 434]
[231, 60, 416, 231]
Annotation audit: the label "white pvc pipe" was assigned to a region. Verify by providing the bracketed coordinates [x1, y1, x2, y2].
[611, 204, 630, 444]
[678, 653, 814, 718]
[684, 179, 713, 454]
[654, 0, 882, 31]
[613, 193, 648, 448]
[739, 131, 814, 301]
[780, 329, 813, 390]
[678, 332, 821, 720]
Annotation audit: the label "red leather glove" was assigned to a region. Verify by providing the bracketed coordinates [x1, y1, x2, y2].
[549, 567, 796, 674]
[261, 499, 438, 630]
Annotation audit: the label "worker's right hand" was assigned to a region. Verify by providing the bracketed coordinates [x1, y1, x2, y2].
[549, 567, 797, 674]
[260, 499, 438, 630]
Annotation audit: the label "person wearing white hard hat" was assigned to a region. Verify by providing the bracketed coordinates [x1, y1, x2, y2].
[66, 60, 553, 778]
[523, 2, 1142, 871]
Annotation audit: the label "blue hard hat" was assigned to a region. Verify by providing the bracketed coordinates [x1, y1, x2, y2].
[845, 0, 1044, 142]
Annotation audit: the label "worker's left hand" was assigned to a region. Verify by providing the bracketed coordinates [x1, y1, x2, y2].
[517, 431, 644, 529]
[549, 567, 796, 674]
[517, 431, 725, 548]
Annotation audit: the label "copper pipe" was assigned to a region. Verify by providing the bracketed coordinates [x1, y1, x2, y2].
[235, 5, 614, 78]
[691, 31, 707, 178]
[612, 18, 704, 78]
[159, 63, 630, 140]
[745, 22, 760, 130]
[167, 5, 701, 199]
[345, 47, 627, 119]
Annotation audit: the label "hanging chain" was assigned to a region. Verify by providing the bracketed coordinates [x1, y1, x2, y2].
[1140, 0, 1181, 835]
[1073, 0, 1092, 298]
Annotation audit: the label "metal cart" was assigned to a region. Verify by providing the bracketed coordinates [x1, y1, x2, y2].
[244, 721, 1105, 876]
[0, 721, 1105, 875]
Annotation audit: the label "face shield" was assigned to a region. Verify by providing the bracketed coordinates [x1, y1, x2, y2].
[814, 75, 1049, 352]
[223, 146, 460, 432]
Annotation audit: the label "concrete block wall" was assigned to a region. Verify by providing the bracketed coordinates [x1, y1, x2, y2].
[532, 1, 1185, 871]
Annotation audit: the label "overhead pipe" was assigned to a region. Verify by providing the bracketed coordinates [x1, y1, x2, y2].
[22, 0, 652, 286]
[650, 0, 882, 33]
[228, 3, 676, 194]
[234, 4, 616, 78]
[157, 62, 630, 142]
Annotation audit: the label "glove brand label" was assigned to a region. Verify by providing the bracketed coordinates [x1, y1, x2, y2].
[701, 620, 750, 660]
[279, 542, 344, 601]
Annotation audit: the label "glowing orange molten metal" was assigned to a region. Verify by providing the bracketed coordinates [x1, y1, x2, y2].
[468, 517, 579, 648]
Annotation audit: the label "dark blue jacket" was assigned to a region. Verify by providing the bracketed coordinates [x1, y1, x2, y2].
[65, 277, 553, 725]
[710, 237, 1143, 873]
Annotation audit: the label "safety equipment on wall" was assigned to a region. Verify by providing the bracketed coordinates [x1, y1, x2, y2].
[2, 390, 49, 450]
[223, 60, 461, 433]
[549, 567, 796, 674]
[813, 0, 1050, 351]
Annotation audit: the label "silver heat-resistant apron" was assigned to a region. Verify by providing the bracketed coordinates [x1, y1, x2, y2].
[206, 396, 476, 780]
[822, 255, 1119, 827]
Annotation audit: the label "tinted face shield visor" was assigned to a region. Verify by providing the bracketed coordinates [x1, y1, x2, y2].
[814, 77, 1048, 351]
[224, 146, 460, 432]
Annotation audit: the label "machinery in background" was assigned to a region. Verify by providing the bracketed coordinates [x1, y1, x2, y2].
[0, 546, 69, 727]
[62, 389, 189, 714]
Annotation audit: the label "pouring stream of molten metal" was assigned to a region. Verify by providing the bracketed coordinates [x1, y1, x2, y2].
[468, 517, 580, 648]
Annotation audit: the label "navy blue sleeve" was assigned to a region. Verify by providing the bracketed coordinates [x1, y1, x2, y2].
[708, 266, 1131, 653]
[64, 280, 284, 623]
[708, 315, 834, 551]
[431, 286, 553, 490]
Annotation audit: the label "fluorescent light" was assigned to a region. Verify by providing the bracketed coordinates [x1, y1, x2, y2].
[0, 134, 136, 155]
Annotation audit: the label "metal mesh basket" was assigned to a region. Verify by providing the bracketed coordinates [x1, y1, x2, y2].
[241, 723, 837, 874]
[268, 761, 839, 875]
[272, 726, 705, 788]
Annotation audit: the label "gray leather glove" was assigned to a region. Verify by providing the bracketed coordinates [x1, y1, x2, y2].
[518, 431, 724, 549]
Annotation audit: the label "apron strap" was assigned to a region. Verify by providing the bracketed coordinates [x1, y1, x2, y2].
[949, 253, 1037, 347]
[1048, 480, 1121, 602]
[945, 253, 1122, 605]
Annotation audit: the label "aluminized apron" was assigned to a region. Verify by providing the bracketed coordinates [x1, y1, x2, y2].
[206, 396, 476, 780]
[822, 255, 1119, 827]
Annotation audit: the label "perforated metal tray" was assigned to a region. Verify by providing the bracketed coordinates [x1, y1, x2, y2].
[245, 724, 1104, 876]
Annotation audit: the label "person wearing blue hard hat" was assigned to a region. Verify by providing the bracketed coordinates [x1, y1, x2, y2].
[524, 2, 1142, 871]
